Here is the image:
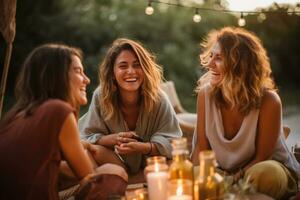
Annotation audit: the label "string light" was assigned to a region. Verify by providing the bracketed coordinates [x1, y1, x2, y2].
[144, 0, 300, 23]
[257, 13, 266, 23]
[145, 1, 154, 15]
[238, 12, 246, 26]
[295, 4, 300, 16]
[193, 9, 201, 23]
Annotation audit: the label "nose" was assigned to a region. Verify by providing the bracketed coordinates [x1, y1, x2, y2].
[127, 66, 136, 74]
[84, 73, 90, 85]
[207, 57, 215, 69]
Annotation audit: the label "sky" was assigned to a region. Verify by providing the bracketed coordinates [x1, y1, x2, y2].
[227, 0, 299, 11]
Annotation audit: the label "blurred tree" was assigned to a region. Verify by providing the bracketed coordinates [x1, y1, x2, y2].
[1, 0, 299, 115]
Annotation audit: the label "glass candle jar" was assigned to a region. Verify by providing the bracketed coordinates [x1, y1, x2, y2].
[134, 188, 148, 200]
[167, 179, 193, 200]
[145, 156, 169, 200]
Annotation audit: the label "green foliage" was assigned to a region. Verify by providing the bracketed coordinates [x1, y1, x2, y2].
[245, 5, 300, 89]
[1, 0, 300, 114]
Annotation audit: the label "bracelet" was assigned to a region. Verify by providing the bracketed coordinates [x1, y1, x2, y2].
[146, 142, 152, 156]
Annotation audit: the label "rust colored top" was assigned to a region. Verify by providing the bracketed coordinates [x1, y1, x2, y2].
[0, 99, 73, 200]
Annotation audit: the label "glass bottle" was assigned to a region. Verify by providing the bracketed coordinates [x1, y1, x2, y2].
[194, 150, 224, 200]
[144, 156, 169, 200]
[168, 138, 194, 199]
[169, 137, 193, 181]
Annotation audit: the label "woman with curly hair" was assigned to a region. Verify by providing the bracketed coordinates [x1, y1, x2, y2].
[79, 38, 182, 176]
[191, 27, 299, 199]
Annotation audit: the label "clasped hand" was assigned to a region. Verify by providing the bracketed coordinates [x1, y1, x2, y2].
[115, 131, 145, 155]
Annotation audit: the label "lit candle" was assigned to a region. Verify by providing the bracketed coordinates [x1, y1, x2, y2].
[167, 180, 193, 200]
[167, 194, 193, 200]
[147, 171, 168, 200]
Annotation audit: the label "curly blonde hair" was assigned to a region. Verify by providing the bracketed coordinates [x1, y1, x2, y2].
[99, 38, 163, 120]
[198, 27, 276, 115]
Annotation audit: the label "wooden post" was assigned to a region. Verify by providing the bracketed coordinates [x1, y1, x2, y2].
[0, 43, 13, 118]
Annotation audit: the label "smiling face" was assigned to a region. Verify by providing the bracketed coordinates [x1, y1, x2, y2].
[69, 55, 90, 107]
[113, 50, 144, 95]
[207, 42, 224, 86]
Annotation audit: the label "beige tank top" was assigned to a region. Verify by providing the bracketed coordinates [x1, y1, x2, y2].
[195, 84, 300, 176]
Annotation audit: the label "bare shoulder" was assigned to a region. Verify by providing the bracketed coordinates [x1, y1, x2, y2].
[197, 83, 210, 100]
[261, 90, 282, 110]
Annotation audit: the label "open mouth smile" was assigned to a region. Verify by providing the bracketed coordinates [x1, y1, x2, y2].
[124, 78, 138, 82]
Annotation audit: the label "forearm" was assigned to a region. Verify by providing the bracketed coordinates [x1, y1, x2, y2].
[143, 142, 159, 156]
[191, 144, 200, 165]
[96, 133, 118, 148]
[85, 149, 98, 169]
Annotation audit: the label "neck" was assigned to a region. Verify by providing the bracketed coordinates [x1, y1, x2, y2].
[119, 91, 140, 109]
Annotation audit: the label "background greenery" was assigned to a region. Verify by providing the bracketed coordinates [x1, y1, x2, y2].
[1, 0, 300, 115]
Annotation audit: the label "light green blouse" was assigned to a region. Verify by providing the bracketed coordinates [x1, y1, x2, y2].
[79, 87, 182, 173]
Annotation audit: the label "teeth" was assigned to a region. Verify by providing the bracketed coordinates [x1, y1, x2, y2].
[125, 78, 137, 82]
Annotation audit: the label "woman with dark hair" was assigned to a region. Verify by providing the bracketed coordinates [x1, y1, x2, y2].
[0, 44, 128, 199]
[191, 27, 299, 199]
[79, 38, 182, 176]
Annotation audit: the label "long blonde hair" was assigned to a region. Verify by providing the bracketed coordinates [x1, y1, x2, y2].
[198, 27, 276, 115]
[99, 38, 163, 120]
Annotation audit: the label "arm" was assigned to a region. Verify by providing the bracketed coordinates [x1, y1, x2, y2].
[243, 91, 282, 171]
[59, 113, 94, 180]
[115, 139, 155, 156]
[148, 91, 183, 158]
[78, 88, 118, 148]
[191, 88, 210, 164]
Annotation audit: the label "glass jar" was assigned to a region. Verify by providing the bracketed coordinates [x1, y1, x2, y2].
[169, 137, 193, 181]
[134, 188, 148, 200]
[194, 150, 224, 200]
[144, 156, 169, 200]
[167, 179, 193, 200]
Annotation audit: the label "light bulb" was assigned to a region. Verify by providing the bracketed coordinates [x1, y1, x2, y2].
[238, 12, 246, 27]
[145, 6, 154, 15]
[193, 9, 201, 23]
[238, 18, 246, 26]
[257, 13, 266, 23]
[193, 14, 201, 23]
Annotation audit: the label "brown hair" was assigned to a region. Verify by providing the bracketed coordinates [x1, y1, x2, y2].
[3, 43, 83, 122]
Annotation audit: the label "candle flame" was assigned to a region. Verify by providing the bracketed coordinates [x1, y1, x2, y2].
[154, 163, 160, 172]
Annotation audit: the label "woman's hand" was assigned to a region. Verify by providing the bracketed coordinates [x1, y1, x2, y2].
[97, 133, 120, 147]
[97, 131, 141, 147]
[116, 131, 140, 145]
[115, 141, 150, 155]
[81, 140, 90, 149]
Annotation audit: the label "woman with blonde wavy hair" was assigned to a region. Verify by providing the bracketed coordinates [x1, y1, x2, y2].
[79, 38, 182, 177]
[191, 27, 299, 199]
